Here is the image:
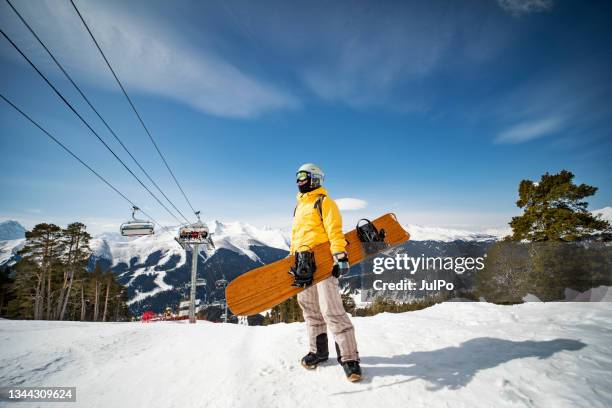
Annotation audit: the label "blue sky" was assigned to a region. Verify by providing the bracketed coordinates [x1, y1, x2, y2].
[0, 0, 611, 234]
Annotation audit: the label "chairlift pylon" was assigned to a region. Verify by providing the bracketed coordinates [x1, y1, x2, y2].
[120, 206, 154, 237]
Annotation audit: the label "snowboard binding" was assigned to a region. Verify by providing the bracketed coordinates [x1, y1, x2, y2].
[289, 247, 317, 288]
[356, 218, 387, 255]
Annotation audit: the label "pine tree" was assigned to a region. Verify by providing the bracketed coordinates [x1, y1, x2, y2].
[91, 264, 103, 321]
[268, 295, 303, 323]
[113, 287, 131, 321]
[6, 259, 39, 318]
[17, 223, 63, 319]
[477, 170, 611, 303]
[56, 223, 91, 320]
[262, 312, 271, 325]
[341, 293, 356, 315]
[509, 170, 610, 241]
[102, 271, 111, 322]
[0, 266, 13, 315]
[475, 241, 530, 303]
[4, 221, 129, 321]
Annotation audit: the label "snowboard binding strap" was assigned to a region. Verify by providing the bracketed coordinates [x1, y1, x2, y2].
[356, 218, 387, 255]
[289, 245, 317, 288]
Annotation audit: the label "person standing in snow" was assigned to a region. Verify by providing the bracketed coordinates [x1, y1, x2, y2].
[289, 163, 362, 382]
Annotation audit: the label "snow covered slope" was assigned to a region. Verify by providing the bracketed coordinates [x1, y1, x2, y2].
[0, 238, 25, 266]
[1, 301, 610, 408]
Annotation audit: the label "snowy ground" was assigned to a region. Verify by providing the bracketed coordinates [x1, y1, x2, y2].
[1, 302, 611, 408]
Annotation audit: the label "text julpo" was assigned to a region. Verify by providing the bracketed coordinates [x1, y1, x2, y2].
[370, 254, 486, 292]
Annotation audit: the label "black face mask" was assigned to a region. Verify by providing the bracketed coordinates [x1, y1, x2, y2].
[298, 176, 316, 193]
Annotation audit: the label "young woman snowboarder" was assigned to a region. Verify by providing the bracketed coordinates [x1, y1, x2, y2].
[290, 163, 362, 382]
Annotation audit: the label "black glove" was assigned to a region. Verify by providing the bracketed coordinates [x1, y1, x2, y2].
[331, 252, 350, 278]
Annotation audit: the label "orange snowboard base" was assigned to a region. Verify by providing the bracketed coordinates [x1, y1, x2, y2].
[226, 213, 410, 316]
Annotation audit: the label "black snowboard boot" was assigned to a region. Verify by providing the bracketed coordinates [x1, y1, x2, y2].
[301, 333, 329, 369]
[335, 342, 362, 381]
[341, 360, 362, 382]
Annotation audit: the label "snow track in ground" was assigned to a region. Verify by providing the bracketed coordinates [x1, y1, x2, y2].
[1, 302, 611, 408]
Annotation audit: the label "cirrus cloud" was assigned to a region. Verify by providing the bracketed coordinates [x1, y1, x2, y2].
[0, 0, 298, 119]
[495, 116, 564, 144]
[497, 0, 554, 17]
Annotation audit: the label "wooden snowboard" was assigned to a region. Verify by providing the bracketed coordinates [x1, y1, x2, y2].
[226, 213, 410, 316]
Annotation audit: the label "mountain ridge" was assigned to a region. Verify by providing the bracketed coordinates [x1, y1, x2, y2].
[0, 220, 26, 240]
[2, 207, 610, 313]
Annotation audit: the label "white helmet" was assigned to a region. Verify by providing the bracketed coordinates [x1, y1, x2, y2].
[296, 163, 324, 190]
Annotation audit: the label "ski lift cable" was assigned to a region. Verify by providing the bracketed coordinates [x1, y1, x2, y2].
[4, 0, 192, 225]
[0, 92, 170, 233]
[69, 0, 199, 218]
[0, 28, 184, 226]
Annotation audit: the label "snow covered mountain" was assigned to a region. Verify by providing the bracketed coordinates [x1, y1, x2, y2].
[593, 206, 612, 223]
[0, 238, 25, 266]
[0, 219, 291, 314]
[88, 221, 290, 315]
[404, 224, 504, 242]
[1, 207, 609, 313]
[0, 220, 25, 240]
[1, 301, 610, 407]
[404, 206, 611, 242]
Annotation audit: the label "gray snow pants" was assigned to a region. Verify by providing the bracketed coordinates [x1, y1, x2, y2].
[297, 276, 359, 362]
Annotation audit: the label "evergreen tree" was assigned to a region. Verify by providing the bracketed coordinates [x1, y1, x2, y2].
[341, 293, 356, 315]
[16, 223, 63, 319]
[509, 170, 610, 241]
[476, 170, 611, 303]
[269, 295, 303, 323]
[6, 258, 39, 318]
[262, 312, 271, 325]
[475, 242, 530, 303]
[90, 264, 103, 321]
[3, 221, 129, 321]
[0, 265, 14, 316]
[115, 287, 131, 321]
[56, 223, 91, 320]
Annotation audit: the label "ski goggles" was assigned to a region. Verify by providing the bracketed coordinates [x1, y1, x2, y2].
[296, 171, 310, 182]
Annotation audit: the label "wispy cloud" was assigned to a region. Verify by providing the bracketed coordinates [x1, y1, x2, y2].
[231, 2, 515, 111]
[336, 198, 367, 211]
[488, 63, 611, 145]
[0, 0, 297, 118]
[296, 5, 454, 110]
[495, 116, 564, 144]
[497, 0, 554, 17]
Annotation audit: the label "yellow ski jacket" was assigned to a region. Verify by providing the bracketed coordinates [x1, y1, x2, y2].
[289, 187, 347, 255]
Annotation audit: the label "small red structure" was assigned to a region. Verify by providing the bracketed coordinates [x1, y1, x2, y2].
[141, 310, 155, 323]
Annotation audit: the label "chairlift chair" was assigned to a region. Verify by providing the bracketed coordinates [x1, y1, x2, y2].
[177, 211, 215, 248]
[120, 206, 154, 237]
[215, 279, 228, 290]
